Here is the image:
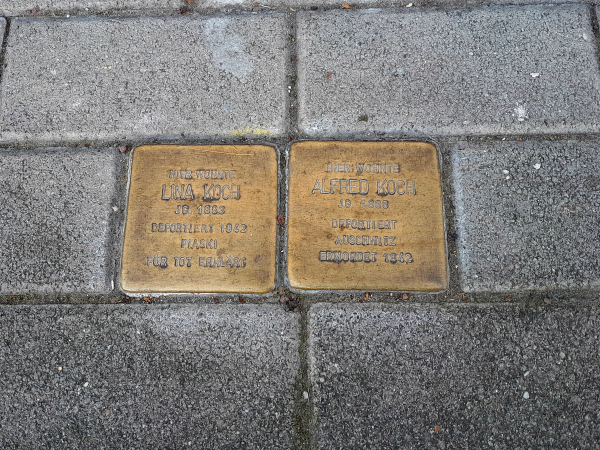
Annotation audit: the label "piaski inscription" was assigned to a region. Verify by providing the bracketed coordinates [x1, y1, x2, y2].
[121, 145, 277, 293]
[287, 141, 447, 291]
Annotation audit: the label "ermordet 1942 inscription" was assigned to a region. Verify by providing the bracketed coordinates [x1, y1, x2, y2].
[287, 141, 448, 291]
[121, 145, 278, 293]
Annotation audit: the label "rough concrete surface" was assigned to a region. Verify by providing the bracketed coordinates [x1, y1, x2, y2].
[308, 303, 600, 449]
[0, 15, 289, 143]
[1, 0, 180, 16]
[452, 140, 600, 292]
[0, 0, 580, 15]
[198, 0, 579, 8]
[0, 149, 117, 295]
[0, 304, 299, 448]
[297, 5, 600, 137]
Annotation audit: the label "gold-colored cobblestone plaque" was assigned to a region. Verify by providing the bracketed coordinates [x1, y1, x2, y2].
[121, 145, 277, 293]
[288, 141, 447, 291]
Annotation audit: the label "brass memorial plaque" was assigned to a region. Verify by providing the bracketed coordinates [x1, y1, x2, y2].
[288, 141, 447, 291]
[121, 145, 278, 293]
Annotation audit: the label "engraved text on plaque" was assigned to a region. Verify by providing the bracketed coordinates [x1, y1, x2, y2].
[121, 145, 278, 293]
[287, 141, 447, 291]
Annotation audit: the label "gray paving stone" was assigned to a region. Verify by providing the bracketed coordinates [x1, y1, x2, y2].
[0, 149, 117, 294]
[198, 0, 579, 8]
[297, 5, 600, 137]
[0, 15, 288, 143]
[0, 304, 299, 448]
[452, 140, 600, 292]
[309, 303, 600, 449]
[0, 0, 579, 15]
[1, 0, 180, 16]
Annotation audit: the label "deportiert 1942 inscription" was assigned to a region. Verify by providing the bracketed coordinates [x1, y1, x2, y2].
[288, 141, 447, 291]
[121, 145, 278, 293]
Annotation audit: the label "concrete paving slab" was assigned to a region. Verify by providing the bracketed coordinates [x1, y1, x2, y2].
[1, 0, 580, 15]
[195, 0, 580, 9]
[452, 140, 600, 292]
[1, 0, 180, 16]
[0, 15, 289, 143]
[0, 149, 117, 295]
[309, 303, 600, 449]
[297, 5, 600, 137]
[0, 304, 299, 448]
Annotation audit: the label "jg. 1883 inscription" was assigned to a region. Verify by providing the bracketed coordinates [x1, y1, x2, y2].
[287, 141, 447, 291]
[121, 145, 278, 293]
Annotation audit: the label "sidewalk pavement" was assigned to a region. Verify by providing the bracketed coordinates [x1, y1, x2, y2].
[0, 1, 599, 448]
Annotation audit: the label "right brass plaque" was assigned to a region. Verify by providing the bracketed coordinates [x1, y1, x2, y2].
[288, 141, 447, 291]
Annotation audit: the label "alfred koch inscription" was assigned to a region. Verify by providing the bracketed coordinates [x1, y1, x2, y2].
[121, 145, 278, 293]
[287, 141, 447, 291]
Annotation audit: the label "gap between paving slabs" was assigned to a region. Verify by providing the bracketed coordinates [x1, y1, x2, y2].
[0, 3, 599, 305]
[2, 138, 599, 307]
[0, 4, 599, 448]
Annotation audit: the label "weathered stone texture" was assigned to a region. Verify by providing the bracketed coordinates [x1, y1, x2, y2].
[0, 149, 117, 294]
[309, 303, 600, 449]
[0, 304, 299, 448]
[452, 140, 600, 292]
[0, 15, 289, 143]
[297, 6, 600, 137]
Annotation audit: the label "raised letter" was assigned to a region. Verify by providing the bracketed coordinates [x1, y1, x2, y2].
[312, 179, 322, 194]
[161, 185, 170, 201]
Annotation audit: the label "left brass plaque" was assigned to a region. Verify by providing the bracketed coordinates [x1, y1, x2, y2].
[121, 145, 278, 293]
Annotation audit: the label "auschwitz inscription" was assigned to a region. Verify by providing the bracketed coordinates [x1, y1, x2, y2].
[121, 145, 277, 293]
[287, 141, 447, 291]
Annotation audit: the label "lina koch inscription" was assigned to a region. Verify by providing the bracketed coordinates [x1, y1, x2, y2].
[121, 145, 278, 293]
[287, 141, 447, 291]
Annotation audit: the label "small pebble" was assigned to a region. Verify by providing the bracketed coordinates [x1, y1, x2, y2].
[523, 392, 529, 399]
